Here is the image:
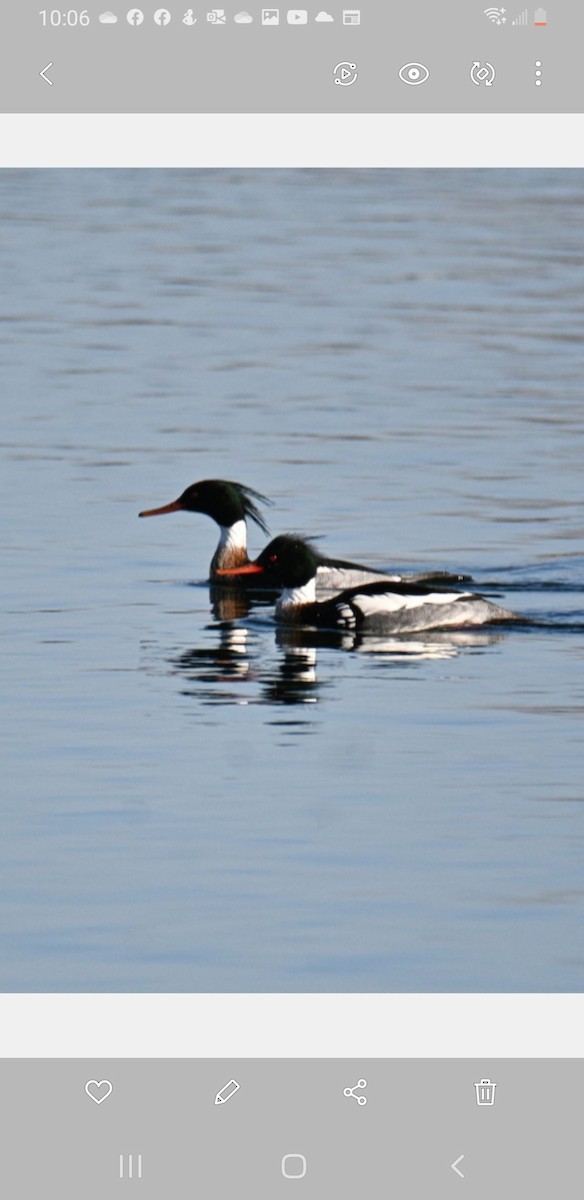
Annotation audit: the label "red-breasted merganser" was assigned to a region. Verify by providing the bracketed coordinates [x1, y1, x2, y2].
[139, 478, 469, 590]
[140, 479, 270, 577]
[219, 534, 516, 632]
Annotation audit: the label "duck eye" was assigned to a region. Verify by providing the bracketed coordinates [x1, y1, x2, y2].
[269, 554, 278, 564]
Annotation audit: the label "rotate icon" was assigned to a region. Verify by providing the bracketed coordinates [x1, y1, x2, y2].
[470, 61, 496, 85]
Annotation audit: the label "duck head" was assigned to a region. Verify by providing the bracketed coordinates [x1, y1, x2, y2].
[139, 478, 272, 534]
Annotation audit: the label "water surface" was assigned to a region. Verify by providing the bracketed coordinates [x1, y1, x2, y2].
[1, 169, 583, 990]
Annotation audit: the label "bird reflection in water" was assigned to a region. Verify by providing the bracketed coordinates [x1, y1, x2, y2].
[261, 638, 320, 707]
[347, 628, 506, 660]
[171, 622, 252, 697]
[170, 586, 257, 702]
[168, 585, 507, 709]
[274, 623, 506, 660]
[208, 583, 272, 624]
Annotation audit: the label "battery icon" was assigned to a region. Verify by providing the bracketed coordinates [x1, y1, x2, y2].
[475, 1078, 497, 1106]
[534, 7, 547, 24]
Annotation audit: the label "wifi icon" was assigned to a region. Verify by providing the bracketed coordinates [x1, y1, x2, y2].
[484, 6, 507, 22]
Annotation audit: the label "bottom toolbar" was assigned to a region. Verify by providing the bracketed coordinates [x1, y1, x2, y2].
[0, 1060, 581, 1197]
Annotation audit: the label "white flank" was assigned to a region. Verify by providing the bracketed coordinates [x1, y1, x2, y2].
[218, 520, 247, 553]
[277, 578, 317, 611]
[354, 590, 471, 616]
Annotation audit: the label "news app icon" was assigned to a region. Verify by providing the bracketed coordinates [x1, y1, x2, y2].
[262, 7, 279, 23]
[343, 8, 360, 23]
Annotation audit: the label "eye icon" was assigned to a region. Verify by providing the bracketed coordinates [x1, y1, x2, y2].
[399, 62, 430, 85]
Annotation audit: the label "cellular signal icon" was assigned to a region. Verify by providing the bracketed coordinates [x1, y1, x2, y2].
[484, 7, 507, 23]
[512, 7, 528, 22]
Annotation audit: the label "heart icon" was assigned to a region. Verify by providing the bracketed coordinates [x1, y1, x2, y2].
[85, 1079, 113, 1105]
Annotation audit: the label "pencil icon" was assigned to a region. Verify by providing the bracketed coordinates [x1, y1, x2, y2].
[214, 1079, 241, 1105]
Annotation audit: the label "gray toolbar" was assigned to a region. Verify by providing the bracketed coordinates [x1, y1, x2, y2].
[0, 1059, 582, 1197]
[1, 2, 582, 113]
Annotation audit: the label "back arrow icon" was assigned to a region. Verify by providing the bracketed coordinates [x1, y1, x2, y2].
[451, 1154, 465, 1178]
[40, 63, 53, 85]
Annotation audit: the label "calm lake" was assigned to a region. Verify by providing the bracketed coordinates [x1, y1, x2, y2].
[1, 168, 583, 991]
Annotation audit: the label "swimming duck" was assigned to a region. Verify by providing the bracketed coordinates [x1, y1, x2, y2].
[219, 534, 516, 632]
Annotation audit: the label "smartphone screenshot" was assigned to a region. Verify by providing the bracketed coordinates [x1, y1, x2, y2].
[1, 3, 583, 1196]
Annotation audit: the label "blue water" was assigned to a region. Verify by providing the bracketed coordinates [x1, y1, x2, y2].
[1, 169, 583, 990]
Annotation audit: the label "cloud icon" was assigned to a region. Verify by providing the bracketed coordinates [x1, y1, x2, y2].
[99, 10, 118, 20]
[315, 9, 334, 19]
[234, 10, 253, 19]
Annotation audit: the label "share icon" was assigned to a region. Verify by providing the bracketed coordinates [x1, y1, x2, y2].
[343, 1078, 367, 1105]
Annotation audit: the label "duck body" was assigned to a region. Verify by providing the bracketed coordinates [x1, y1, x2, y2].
[224, 535, 516, 633]
[279, 580, 514, 632]
[140, 478, 469, 591]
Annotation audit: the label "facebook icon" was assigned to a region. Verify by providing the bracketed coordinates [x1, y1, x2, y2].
[126, 8, 144, 24]
[154, 7, 172, 22]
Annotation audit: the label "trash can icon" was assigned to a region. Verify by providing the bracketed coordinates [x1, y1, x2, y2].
[475, 1078, 497, 1106]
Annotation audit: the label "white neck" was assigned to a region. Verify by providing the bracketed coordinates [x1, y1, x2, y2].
[211, 520, 249, 573]
[277, 577, 317, 611]
[218, 520, 247, 552]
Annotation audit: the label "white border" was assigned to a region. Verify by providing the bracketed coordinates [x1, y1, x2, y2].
[1, 129, 582, 1059]
[2, 114, 584, 167]
[1, 995, 583, 1057]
